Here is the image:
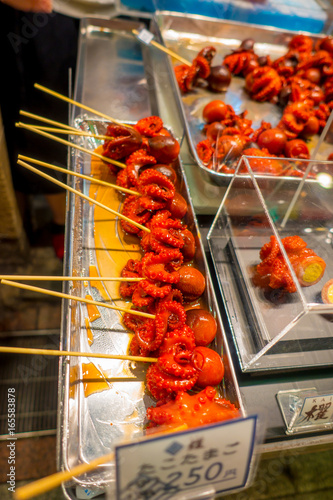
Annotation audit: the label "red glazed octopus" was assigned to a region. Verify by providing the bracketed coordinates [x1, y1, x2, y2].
[97, 114, 239, 430]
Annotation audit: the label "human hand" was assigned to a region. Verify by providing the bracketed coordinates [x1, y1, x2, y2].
[1, 0, 52, 12]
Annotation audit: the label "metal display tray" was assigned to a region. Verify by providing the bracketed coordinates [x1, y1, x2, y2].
[57, 17, 244, 499]
[153, 12, 333, 186]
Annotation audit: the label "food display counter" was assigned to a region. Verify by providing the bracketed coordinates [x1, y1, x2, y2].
[57, 13, 333, 500]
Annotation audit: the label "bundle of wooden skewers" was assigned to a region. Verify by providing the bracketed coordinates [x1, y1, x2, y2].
[2, 83, 164, 500]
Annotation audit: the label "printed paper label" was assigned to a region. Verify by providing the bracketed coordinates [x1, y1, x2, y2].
[116, 416, 257, 500]
[293, 393, 333, 428]
[135, 29, 154, 45]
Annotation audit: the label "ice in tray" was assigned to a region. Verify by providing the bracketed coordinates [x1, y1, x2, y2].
[208, 156, 333, 372]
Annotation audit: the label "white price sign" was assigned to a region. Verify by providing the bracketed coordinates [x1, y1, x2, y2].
[115, 416, 257, 500]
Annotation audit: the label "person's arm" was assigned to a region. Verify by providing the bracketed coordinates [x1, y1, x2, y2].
[0, 0, 52, 12]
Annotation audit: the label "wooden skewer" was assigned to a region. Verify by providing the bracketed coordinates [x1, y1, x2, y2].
[15, 424, 188, 500]
[15, 451, 115, 500]
[17, 155, 140, 196]
[132, 29, 192, 66]
[17, 160, 150, 233]
[16, 122, 126, 169]
[0, 279, 155, 319]
[0, 275, 143, 282]
[26, 125, 112, 141]
[34, 83, 133, 128]
[0, 345, 157, 363]
[19, 110, 78, 132]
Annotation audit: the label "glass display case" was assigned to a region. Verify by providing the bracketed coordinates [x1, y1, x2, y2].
[208, 156, 333, 372]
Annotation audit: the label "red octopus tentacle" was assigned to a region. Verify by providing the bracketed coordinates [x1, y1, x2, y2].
[196, 139, 214, 164]
[158, 351, 198, 378]
[245, 66, 282, 102]
[158, 289, 184, 307]
[135, 116, 164, 137]
[121, 195, 151, 235]
[138, 169, 175, 201]
[132, 282, 155, 308]
[148, 211, 183, 230]
[125, 149, 157, 187]
[142, 250, 183, 283]
[193, 55, 211, 79]
[146, 363, 199, 398]
[149, 227, 184, 250]
[119, 259, 142, 298]
[223, 51, 258, 76]
[123, 310, 149, 332]
[288, 34, 313, 53]
[140, 279, 172, 299]
[159, 325, 196, 355]
[138, 196, 167, 211]
[146, 364, 175, 401]
[198, 46, 216, 63]
[156, 301, 187, 332]
[257, 235, 281, 276]
[135, 304, 180, 352]
[174, 64, 191, 93]
[116, 168, 131, 189]
[103, 123, 142, 160]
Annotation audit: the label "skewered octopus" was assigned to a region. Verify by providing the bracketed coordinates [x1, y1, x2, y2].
[103, 123, 142, 164]
[174, 46, 231, 94]
[103, 117, 180, 176]
[101, 114, 235, 428]
[255, 235, 326, 293]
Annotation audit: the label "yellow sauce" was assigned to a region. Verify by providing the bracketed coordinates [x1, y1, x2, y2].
[76, 150, 145, 401]
[89, 264, 109, 301]
[85, 317, 94, 346]
[92, 157, 141, 307]
[89, 145, 116, 199]
[69, 365, 79, 399]
[85, 295, 101, 322]
[81, 362, 110, 398]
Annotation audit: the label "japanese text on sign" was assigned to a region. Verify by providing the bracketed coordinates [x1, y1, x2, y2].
[115, 416, 257, 500]
[293, 394, 333, 428]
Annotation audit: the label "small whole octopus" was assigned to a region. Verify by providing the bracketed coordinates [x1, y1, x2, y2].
[174, 34, 333, 174]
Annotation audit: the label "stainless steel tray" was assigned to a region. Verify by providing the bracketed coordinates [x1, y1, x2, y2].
[153, 12, 333, 186]
[58, 16, 244, 498]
